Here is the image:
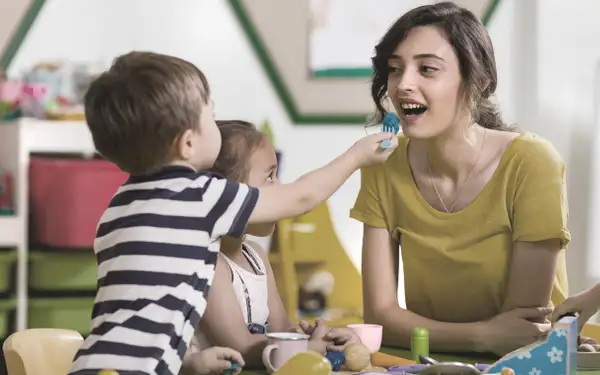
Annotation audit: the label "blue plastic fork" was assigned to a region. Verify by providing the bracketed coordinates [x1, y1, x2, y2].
[380, 112, 400, 149]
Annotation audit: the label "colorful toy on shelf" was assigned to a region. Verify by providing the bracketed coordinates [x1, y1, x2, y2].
[0, 168, 14, 215]
[0, 79, 50, 119]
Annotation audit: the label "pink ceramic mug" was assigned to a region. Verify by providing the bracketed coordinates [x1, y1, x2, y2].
[262, 332, 310, 373]
[347, 323, 383, 353]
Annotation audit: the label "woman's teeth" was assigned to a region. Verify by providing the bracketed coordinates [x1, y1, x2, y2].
[401, 103, 426, 110]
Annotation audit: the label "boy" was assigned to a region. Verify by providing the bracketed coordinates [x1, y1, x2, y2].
[67, 51, 397, 375]
[553, 283, 600, 332]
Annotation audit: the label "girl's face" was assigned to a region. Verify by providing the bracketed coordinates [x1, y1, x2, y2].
[387, 26, 469, 139]
[246, 139, 279, 237]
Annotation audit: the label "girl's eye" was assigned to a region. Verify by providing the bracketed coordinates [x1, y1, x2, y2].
[266, 176, 274, 183]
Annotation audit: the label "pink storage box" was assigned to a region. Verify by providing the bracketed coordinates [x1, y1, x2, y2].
[29, 157, 128, 248]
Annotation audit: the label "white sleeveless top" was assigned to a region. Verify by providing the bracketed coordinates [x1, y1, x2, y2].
[190, 243, 270, 351]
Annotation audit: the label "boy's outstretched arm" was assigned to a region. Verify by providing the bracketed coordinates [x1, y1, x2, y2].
[552, 283, 600, 331]
[249, 132, 397, 224]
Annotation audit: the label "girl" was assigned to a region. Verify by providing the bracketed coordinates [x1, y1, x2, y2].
[182, 120, 360, 372]
[351, 2, 570, 356]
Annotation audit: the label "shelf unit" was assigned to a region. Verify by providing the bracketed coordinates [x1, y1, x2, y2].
[0, 118, 94, 331]
[268, 203, 364, 327]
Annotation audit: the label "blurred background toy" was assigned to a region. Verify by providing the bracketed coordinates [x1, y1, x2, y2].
[298, 270, 334, 316]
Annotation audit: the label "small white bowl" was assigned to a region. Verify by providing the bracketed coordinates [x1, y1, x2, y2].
[578, 351, 600, 370]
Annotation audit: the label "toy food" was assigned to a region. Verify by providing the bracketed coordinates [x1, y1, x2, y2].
[325, 350, 345, 371]
[578, 336, 600, 352]
[579, 343, 596, 352]
[343, 343, 371, 372]
[370, 351, 416, 367]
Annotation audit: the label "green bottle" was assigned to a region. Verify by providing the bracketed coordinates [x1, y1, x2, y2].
[411, 326, 429, 362]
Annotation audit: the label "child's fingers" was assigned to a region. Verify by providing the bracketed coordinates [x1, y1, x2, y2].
[299, 320, 314, 334]
[551, 305, 575, 322]
[326, 343, 346, 352]
[216, 347, 245, 366]
[312, 319, 329, 337]
[214, 359, 232, 371]
[325, 328, 360, 343]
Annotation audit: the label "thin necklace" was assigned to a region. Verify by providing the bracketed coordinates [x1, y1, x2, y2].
[427, 129, 487, 213]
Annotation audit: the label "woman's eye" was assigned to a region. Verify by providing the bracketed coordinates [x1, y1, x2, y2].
[420, 66, 437, 73]
[387, 66, 402, 73]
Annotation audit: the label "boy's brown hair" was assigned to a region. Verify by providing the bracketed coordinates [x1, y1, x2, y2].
[84, 51, 211, 175]
[210, 120, 267, 182]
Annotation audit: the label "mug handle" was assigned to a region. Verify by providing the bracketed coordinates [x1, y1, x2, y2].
[262, 344, 278, 374]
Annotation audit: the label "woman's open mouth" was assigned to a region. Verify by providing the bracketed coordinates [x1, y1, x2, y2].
[400, 102, 428, 122]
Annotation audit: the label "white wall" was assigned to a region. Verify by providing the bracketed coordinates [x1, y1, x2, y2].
[7, 0, 600, 301]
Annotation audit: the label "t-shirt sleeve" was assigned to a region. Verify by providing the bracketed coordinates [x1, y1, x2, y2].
[512, 139, 570, 248]
[349, 165, 388, 229]
[204, 177, 259, 239]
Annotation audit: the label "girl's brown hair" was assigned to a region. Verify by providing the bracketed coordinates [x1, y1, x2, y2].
[211, 120, 267, 182]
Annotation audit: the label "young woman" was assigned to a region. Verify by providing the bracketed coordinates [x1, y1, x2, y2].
[183, 120, 360, 372]
[350, 2, 570, 356]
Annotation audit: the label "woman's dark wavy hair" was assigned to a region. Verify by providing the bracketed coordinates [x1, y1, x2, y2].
[371, 1, 514, 131]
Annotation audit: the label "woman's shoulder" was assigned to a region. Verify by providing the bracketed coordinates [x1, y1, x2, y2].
[494, 132, 566, 189]
[511, 132, 562, 159]
[505, 132, 564, 170]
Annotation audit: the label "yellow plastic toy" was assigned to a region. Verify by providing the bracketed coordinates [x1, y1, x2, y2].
[272, 351, 332, 375]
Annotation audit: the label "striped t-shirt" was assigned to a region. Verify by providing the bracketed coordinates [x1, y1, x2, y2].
[68, 166, 259, 375]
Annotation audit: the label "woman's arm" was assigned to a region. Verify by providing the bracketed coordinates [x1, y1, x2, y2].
[503, 138, 569, 313]
[501, 239, 560, 313]
[362, 224, 486, 352]
[248, 241, 297, 332]
[197, 255, 268, 369]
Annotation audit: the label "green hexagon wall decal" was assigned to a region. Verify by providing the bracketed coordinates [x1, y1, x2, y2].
[229, 0, 501, 125]
[0, 0, 46, 70]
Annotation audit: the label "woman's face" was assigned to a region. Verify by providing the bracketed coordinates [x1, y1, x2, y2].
[387, 25, 468, 139]
[245, 139, 279, 237]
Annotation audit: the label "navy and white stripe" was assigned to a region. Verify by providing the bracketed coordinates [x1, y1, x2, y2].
[68, 166, 259, 375]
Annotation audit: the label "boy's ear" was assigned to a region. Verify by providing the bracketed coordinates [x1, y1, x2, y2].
[175, 129, 195, 160]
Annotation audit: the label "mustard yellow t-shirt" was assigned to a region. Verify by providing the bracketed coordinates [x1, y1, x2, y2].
[350, 132, 570, 323]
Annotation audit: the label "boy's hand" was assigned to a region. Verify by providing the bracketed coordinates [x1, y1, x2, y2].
[348, 133, 398, 168]
[552, 284, 600, 332]
[323, 327, 362, 351]
[188, 346, 244, 375]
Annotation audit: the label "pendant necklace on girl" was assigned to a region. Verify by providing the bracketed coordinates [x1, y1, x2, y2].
[427, 128, 488, 213]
